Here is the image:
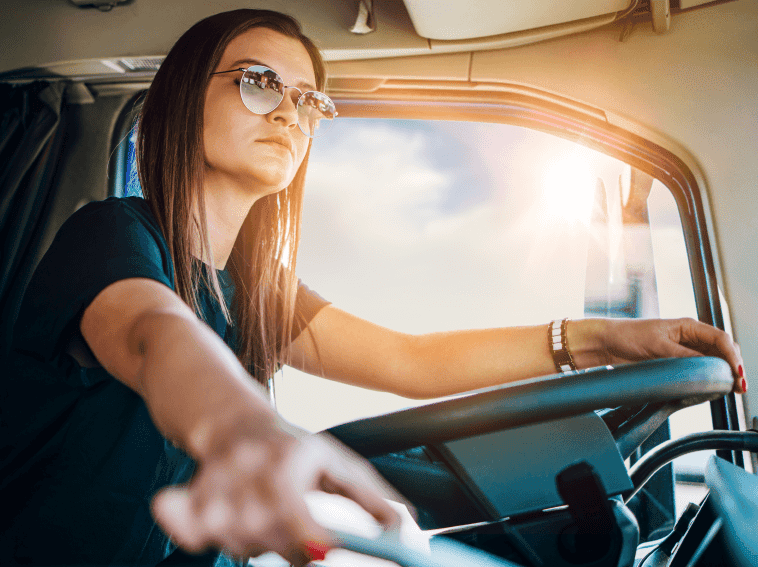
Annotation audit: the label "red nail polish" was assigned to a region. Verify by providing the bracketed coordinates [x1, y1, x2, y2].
[739, 365, 744, 378]
[742, 378, 748, 393]
[305, 540, 330, 561]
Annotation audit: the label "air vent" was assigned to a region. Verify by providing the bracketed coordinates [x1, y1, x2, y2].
[119, 57, 164, 72]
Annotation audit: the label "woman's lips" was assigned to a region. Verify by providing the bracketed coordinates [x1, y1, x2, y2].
[258, 135, 293, 154]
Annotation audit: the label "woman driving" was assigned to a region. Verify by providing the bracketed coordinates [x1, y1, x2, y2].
[1, 8, 747, 567]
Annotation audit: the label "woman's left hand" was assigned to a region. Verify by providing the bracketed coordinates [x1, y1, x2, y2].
[570, 317, 746, 394]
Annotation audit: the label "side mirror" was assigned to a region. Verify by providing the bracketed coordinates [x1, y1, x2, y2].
[584, 165, 659, 319]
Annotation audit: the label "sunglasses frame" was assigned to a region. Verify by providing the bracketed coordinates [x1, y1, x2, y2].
[211, 64, 337, 138]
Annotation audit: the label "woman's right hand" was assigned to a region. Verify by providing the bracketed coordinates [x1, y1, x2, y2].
[151, 414, 404, 566]
[79, 278, 404, 564]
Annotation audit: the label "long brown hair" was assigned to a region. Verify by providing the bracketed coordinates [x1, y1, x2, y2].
[137, 9, 326, 386]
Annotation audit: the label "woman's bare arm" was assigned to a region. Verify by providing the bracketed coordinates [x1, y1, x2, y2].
[80, 278, 272, 447]
[79, 278, 401, 564]
[284, 305, 746, 399]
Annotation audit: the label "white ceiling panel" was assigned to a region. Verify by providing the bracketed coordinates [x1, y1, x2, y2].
[403, 0, 630, 40]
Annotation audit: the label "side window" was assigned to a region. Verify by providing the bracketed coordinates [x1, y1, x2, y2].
[123, 128, 142, 198]
[112, 116, 142, 198]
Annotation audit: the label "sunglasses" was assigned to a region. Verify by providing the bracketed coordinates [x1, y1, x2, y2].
[211, 64, 337, 138]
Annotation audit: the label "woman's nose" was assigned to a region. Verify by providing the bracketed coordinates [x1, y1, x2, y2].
[268, 87, 300, 130]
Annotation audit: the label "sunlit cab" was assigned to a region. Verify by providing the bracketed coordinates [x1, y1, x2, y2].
[1, 1, 757, 566]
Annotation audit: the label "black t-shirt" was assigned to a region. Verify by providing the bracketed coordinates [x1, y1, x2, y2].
[0, 196, 329, 566]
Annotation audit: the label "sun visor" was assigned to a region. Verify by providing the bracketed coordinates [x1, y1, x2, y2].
[402, 0, 630, 41]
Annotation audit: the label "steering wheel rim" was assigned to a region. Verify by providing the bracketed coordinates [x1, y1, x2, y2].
[331, 529, 523, 567]
[329, 357, 733, 458]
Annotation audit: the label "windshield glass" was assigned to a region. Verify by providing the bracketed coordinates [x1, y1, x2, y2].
[277, 117, 698, 430]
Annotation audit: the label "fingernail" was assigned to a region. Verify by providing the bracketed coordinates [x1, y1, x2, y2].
[742, 378, 748, 393]
[305, 540, 330, 561]
[739, 365, 744, 378]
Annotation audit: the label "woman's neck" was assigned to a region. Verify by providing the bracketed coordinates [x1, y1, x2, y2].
[193, 176, 261, 270]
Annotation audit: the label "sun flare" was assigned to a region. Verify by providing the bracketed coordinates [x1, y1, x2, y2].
[540, 157, 597, 225]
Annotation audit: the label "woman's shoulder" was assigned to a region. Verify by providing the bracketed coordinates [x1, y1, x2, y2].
[13, 197, 176, 365]
[59, 195, 168, 250]
[45, 195, 173, 280]
[70, 196, 158, 228]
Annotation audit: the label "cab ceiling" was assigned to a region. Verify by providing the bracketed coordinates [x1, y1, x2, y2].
[2, 0, 420, 75]
[0, 0, 730, 79]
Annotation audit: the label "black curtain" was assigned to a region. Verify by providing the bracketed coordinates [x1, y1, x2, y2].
[0, 81, 67, 361]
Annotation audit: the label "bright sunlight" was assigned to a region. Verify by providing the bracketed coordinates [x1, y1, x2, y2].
[540, 155, 597, 224]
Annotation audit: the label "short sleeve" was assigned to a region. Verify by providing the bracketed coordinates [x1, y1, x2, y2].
[291, 280, 330, 341]
[12, 197, 174, 366]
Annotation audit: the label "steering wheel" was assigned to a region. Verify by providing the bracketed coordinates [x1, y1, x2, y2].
[323, 357, 733, 564]
[329, 357, 733, 459]
[331, 529, 523, 567]
[327, 357, 732, 533]
[284, 358, 730, 567]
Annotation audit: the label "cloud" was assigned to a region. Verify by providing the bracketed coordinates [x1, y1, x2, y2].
[306, 122, 452, 245]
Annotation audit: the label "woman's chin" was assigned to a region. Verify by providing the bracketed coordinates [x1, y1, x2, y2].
[204, 165, 295, 199]
[247, 162, 297, 189]
[247, 174, 293, 197]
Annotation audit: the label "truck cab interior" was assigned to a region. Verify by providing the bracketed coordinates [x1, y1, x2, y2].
[1, 1, 757, 566]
